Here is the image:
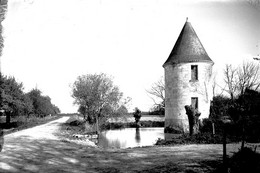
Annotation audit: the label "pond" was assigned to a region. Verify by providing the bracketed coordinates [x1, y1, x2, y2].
[97, 127, 177, 149]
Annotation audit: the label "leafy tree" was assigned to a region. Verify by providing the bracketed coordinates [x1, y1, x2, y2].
[133, 107, 142, 127]
[210, 96, 231, 121]
[72, 73, 123, 133]
[116, 105, 128, 115]
[27, 88, 60, 117]
[0, 74, 33, 123]
[235, 89, 260, 143]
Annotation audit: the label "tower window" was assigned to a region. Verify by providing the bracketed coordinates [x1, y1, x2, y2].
[191, 65, 198, 81]
[191, 97, 198, 109]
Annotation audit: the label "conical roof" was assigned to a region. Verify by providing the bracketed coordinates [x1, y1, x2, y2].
[163, 20, 213, 67]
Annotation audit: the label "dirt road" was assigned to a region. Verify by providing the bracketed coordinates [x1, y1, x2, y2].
[0, 116, 242, 173]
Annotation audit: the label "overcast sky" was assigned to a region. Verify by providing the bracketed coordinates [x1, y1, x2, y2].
[1, 0, 260, 113]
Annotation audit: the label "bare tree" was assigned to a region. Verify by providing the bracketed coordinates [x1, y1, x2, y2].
[212, 72, 217, 97]
[146, 77, 165, 108]
[237, 61, 260, 95]
[223, 64, 238, 100]
[211, 71, 226, 97]
[223, 61, 260, 99]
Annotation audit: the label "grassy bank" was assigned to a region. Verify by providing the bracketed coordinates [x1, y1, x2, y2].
[0, 114, 61, 135]
[58, 115, 165, 140]
[156, 132, 240, 145]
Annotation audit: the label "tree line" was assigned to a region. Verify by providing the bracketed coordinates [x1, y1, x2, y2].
[0, 73, 60, 123]
[208, 60, 260, 143]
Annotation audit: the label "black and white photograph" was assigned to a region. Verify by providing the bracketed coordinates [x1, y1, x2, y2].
[0, 0, 260, 172]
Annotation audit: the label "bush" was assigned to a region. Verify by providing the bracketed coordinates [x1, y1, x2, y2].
[229, 147, 260, 173]
[69, 120, 84, 126]
[164, 126, 183, 134]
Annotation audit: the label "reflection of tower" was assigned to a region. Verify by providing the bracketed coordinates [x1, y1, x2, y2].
[135, 128, 141, 143]
[163, 19, 214, 133]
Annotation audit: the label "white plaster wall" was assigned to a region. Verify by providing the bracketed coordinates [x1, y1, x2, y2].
[164, 62, 213, 132]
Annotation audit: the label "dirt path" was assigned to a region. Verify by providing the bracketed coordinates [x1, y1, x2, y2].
[0, 116, 242, 173]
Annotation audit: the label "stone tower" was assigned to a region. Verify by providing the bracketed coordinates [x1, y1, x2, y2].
[163, 19, 214, 133]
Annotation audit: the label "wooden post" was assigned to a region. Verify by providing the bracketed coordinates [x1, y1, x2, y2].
[241, 125, 245, 149]
[96, 116, 99, 135]
[212, 122, 215, 135]
[222, 117, 231, 173]
[223, 125, 227, 170]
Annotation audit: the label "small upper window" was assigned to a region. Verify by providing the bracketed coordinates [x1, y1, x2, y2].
[191, 97, 198, 109]
[191, 65, 198, 81]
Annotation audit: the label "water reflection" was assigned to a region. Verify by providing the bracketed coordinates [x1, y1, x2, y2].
[97, 127, 165, 149]
[135, 128, 141, 143]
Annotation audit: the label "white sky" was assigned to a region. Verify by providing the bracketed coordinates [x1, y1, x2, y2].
[1, 0, 260, 113]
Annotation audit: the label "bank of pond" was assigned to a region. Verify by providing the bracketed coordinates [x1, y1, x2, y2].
[100, 120, 164, 130]
[66, 118, 245, 149]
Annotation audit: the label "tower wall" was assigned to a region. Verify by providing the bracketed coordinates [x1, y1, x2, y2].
[164, 62, 213, 133]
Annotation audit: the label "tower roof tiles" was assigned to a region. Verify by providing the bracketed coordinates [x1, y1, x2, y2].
[163, 20, 213, 67]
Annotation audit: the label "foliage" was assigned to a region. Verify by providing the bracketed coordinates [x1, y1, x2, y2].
[133, 107, 142, 123]
[164, 126, 183, 134]
[71, 73, 126, 131]
[0, 74, 33, 118]
[209, 96, 231, 122]
[149, 104, 165, 115]
[206, 89, 260, 142]
[228, 147, 260, 173]
[27, 88, 60, 117]
[0, 74, 60, 121]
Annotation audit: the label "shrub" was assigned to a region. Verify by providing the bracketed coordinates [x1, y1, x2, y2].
[229, 147, 260, 173]
[164, 126, 183, 134]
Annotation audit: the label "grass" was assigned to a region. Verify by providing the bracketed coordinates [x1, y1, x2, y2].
[227, 147, 260, 173]
[58, 115, 97, 141]
[0, 114, 62, 136]
[155, 132, 240, 146]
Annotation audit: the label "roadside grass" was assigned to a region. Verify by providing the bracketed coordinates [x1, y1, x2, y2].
[136, 159, 223, 173]
[58, 115, 96, 140]
[0, 114, 62, 136]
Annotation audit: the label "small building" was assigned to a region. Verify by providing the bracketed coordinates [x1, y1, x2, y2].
[163, 19, 214, 133]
